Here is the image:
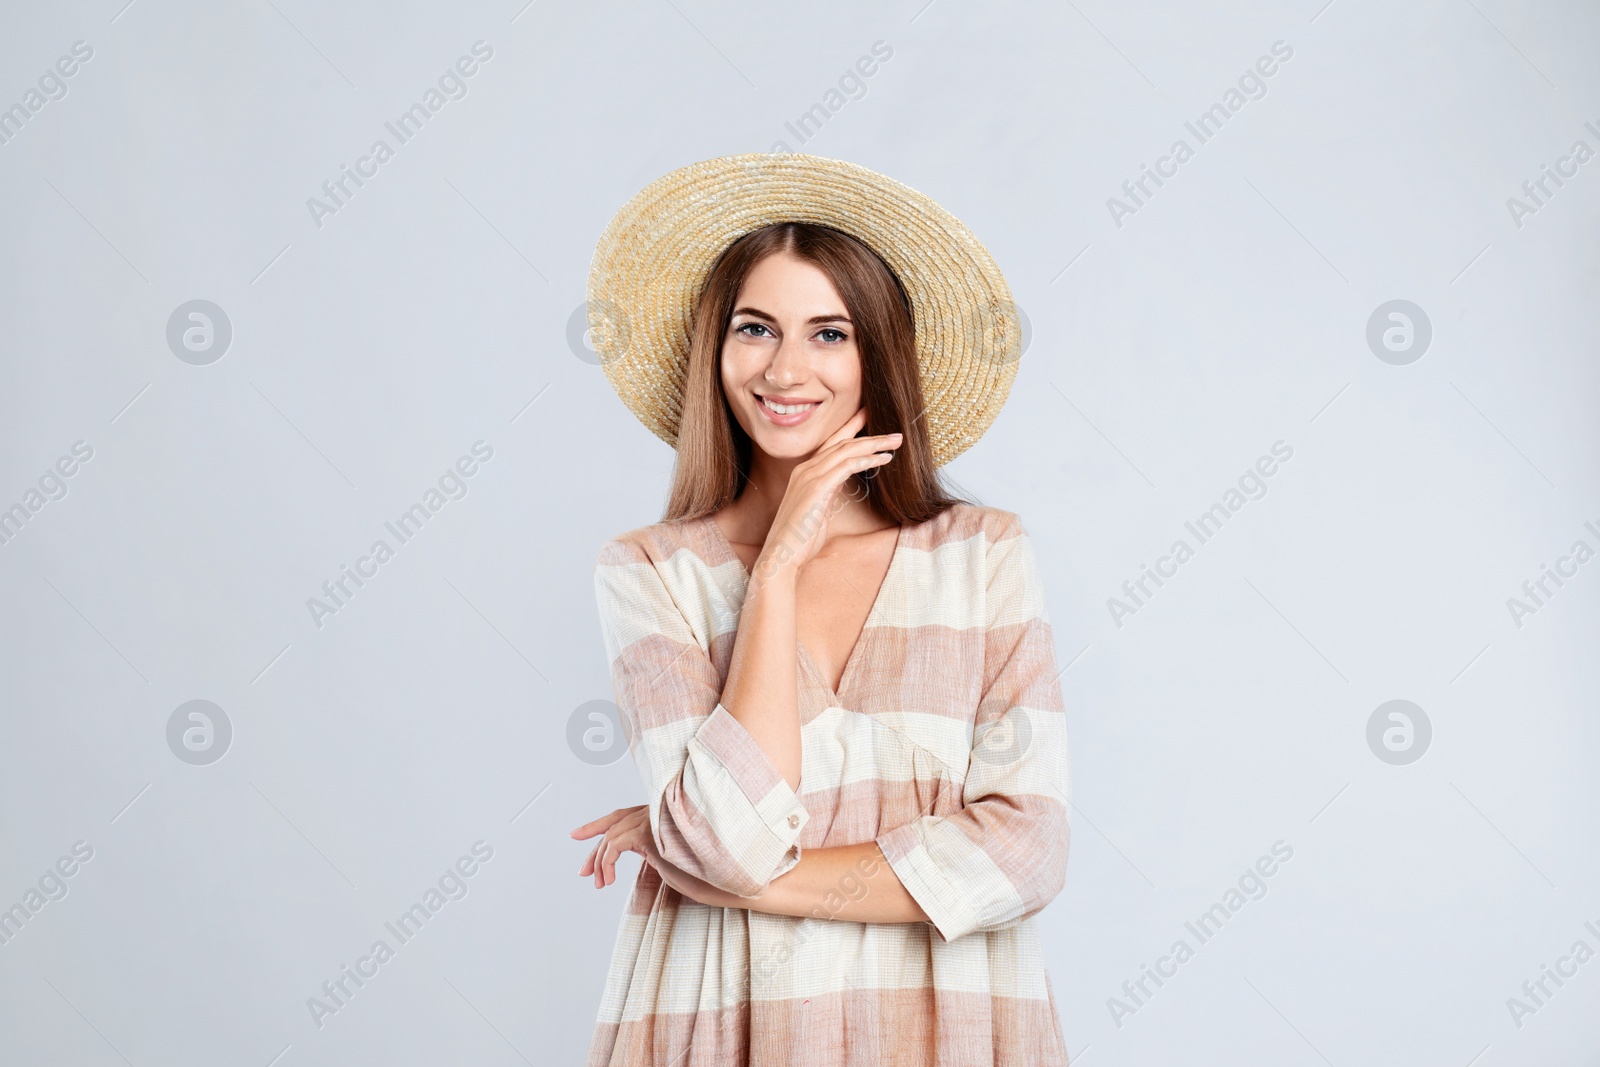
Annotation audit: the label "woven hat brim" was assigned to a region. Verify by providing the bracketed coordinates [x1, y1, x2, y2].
[586, 152, 1022, 467]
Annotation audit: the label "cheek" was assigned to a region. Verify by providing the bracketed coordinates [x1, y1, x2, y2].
[826, 348, 864, 400]
[719, 351, 759, 433]
[720, 343, 759, 395]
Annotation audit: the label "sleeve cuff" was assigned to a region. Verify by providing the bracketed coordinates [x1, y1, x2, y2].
[688, 703, 810, 889]
[875, 819, 982, 943]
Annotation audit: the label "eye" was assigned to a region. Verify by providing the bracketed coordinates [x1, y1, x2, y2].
[735, 322, 772, 338]
[817, 327, 847, 343]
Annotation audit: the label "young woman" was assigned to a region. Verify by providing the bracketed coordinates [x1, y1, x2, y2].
[571, 155, 1071, 1066]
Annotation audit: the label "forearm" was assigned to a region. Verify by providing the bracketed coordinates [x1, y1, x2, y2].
[651, 838, 928, 924]
[750, 842, 929, 924]
[718, 565, 803, 789]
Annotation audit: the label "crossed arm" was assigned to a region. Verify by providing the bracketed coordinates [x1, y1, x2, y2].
[573, 810, 929, 924]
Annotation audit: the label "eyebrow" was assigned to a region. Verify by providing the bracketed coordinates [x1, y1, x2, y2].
[731, 307, 851, 326]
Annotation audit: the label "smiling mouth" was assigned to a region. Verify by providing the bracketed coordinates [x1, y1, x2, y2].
[759, 396, 821, 416]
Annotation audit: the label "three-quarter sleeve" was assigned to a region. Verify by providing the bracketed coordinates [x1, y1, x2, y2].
[873, 516, 1071, 942]
[594, 535, 811, 898]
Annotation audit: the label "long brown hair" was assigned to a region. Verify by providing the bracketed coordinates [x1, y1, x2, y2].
[663, 222, 970, 525]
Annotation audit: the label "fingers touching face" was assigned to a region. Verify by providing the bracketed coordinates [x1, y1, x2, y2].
[720, 252, 865, 461]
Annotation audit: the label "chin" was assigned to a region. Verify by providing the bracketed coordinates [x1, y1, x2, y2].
[748, 429, 825, 459]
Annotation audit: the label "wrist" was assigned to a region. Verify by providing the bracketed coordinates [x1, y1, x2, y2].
[748, 552, 801, 592]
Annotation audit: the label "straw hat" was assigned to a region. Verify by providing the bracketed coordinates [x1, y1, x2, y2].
[586, 152, 1022, 467]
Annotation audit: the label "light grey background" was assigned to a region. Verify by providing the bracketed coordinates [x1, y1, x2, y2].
[1, 1, 1597, 1064]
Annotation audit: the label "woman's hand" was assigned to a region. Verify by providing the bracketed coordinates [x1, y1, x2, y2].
[571, 805, 754, 909]
[571, 806, 651, 888]
[753, 408, 900, 583]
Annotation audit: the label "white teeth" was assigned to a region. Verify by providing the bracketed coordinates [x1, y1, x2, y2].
[762, 397, 816, 416]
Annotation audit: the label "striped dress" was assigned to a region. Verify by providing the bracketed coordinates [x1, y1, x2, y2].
[586, 503, 1072, 1066]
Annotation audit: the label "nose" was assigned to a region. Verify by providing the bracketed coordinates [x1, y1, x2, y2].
[762, 332, 807, 389]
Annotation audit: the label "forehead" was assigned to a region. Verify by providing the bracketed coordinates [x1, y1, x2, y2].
[734, 253, 846, 313]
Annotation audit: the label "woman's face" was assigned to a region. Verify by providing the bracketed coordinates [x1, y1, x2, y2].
[720, 252, 863, 462]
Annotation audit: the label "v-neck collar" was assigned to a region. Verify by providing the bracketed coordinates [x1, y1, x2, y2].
[700, 514, 908, 708]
